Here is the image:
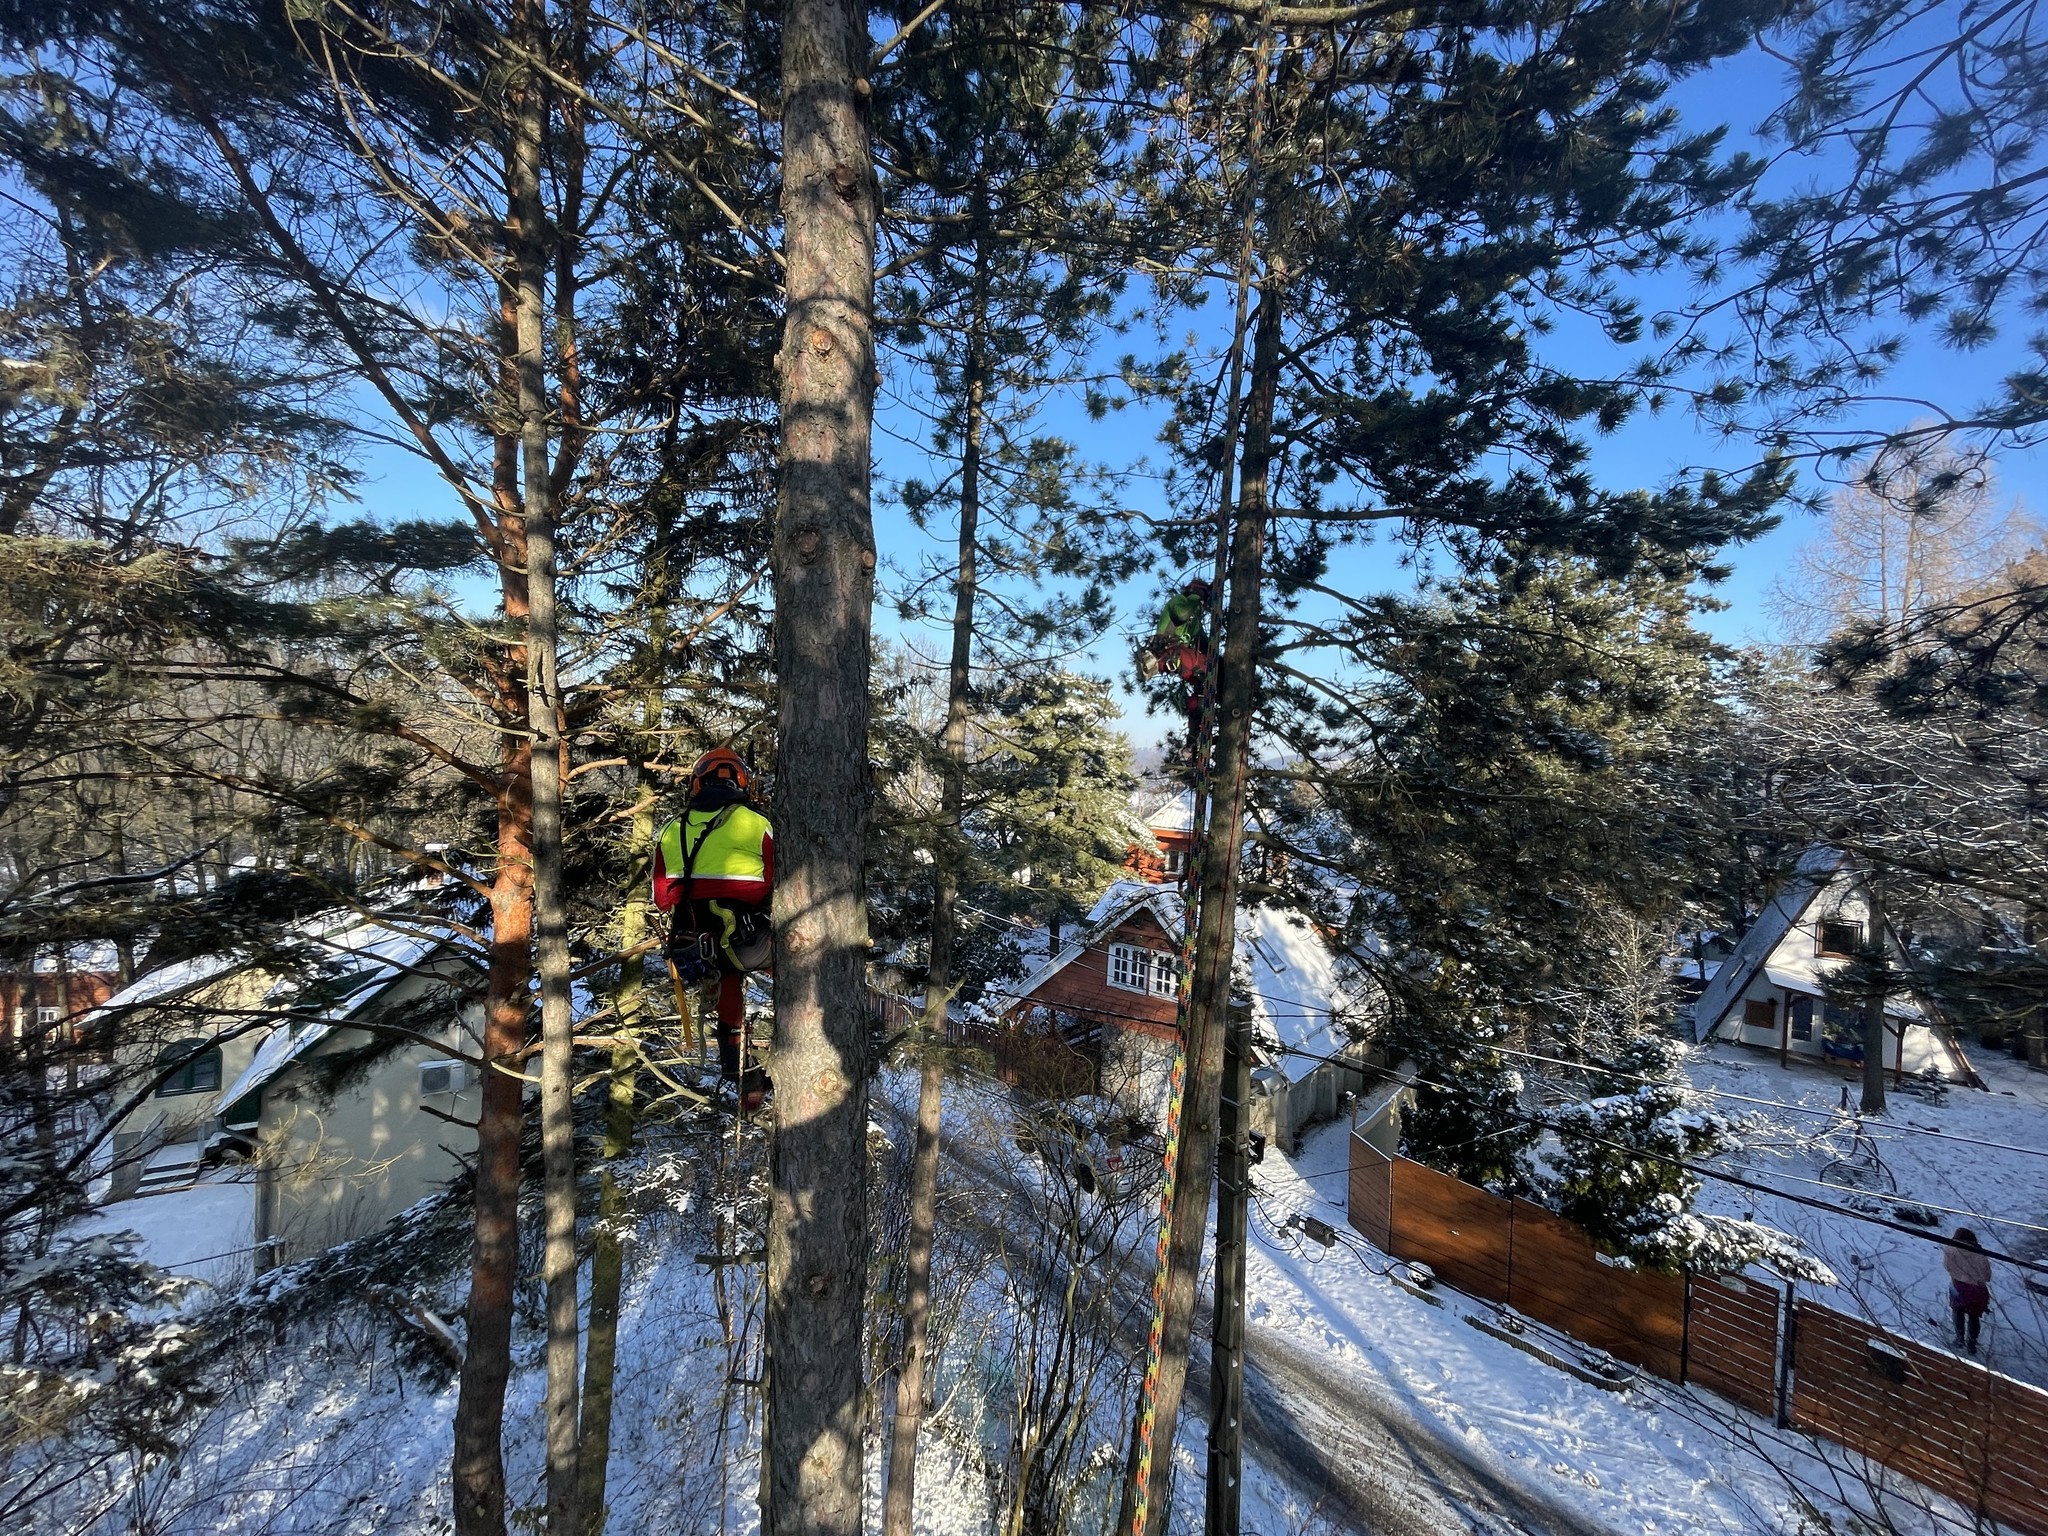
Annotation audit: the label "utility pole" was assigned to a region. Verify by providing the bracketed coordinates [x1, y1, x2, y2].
[1206, 994, 1252, 1536]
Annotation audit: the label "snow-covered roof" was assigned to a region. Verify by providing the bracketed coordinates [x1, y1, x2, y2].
[1689, 846, 1848, 1043]
[217, 1018, 324, 1130]
[27, 941, 122, 973]
[214, 911, 458, 1125]
[83, 952, 243, 1028]
[1758, 965, 1924, 1020]
[1083, 879, 1184, 931]
[1238, 903, 1372, 1069]
[999, 881, 1373, 1079]
[1144, 792, 1196, 834]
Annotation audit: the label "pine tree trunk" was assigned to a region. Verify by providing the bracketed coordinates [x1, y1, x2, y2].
[453, 305, 542, 1536]
[454, 731, 535, 1536]
[578, 634, 665, 1533]
[577, 773, 655, 1534]
[1862, 876, 1889, 1114]
[765, 0, 877, 1525]
[883, 247, 987, 1536]
[1118, 261, 1284, 1536]
[882, 1054, 943, 1535]
[507, 29, 585, 1526]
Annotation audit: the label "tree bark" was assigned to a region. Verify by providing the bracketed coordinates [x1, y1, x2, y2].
[1862, 875, 1889, 1114]
[454, 735, 535, 1536]
[577, 643, 663, 1531]
[577, 767, 656, 1534]
[1118, 259, 1284, 1536]
[884, 234, 988, 1536]
[507, 25, 585, 1527]
[452, 295, 541, 1536]
[765, 0, 877, 1526]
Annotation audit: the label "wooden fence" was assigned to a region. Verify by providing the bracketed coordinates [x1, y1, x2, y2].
[1790, 1301, 2048, 1536]
[1349, 1133, 2048, 1536]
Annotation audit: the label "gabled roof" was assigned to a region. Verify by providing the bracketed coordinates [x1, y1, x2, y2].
[214, 911, 460, 1129]
[1689, 846, 1849, 1042]
[1144, 792, 1196, 835]
[1001, 880, 1186, 1005]
[85, 952, 244, 1026]
[997, 880, 1375, 1081]
[1237, 902, 1374, 1064]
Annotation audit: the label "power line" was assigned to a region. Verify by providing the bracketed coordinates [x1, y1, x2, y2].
[943, 897, 2048, 1255]
[1268, 1043, 2048, 1265]
[954, 892, 2047, 1167]
[1483, 1039, 2048, 1166]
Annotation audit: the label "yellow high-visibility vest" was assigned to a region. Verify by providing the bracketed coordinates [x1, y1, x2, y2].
[658, 804, 771, 895]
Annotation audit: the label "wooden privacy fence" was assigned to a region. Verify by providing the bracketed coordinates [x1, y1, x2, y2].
[1349, 1137, 1693, 1380]
[1790, 1301, 2048, 1536]
[1349, 1133, 2048, 1536]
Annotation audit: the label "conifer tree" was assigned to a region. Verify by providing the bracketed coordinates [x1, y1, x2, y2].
[1114, 2, 1797, 1520]
[764, 0, 877, 1527]
[1, 5, 781, 1531]
[867, 4, 1132, 1511]
[1698, 0, 2048, 457]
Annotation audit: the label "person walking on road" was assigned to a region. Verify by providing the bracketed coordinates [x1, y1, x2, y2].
[1943, 1228, 1993, 1356]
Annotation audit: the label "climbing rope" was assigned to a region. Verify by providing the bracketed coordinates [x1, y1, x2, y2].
[1128, 659, 1221, 1536]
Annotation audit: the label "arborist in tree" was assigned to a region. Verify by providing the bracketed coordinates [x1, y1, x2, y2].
[1138, 576, 1215, 767]
[654, 747, 774, 1111]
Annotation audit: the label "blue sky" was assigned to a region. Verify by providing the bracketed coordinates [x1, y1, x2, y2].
[349, 32, 2044, 752]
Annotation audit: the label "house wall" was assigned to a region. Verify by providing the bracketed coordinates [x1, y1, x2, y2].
[108, 969, 278, 1199]
[1010, 910, 1182, 1042]
[257, 992, 480, 1264]
[1002, 908, 1183, 1121]
[3, 967, 119, 1040]
[1713, 875, 1916, 1069]
[1253, 1052, 1375, 1153]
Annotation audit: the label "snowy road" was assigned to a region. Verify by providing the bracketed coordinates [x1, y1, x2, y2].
[884, 1088, 1610, 1536]
[1215, 1317, 1607, 1536]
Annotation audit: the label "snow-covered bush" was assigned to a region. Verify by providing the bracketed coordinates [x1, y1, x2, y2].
[1539, 1038, 1831, 1279]
[0, 1231, 212, 1523]
[1400, 1050, 1539, 1194]
[1542, 1081, 1729, 1268]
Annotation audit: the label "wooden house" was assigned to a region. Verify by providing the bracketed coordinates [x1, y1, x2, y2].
[983, 880, 1381, 1146]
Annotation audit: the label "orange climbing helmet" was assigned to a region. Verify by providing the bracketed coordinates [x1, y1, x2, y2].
[689, 746, 754, 800]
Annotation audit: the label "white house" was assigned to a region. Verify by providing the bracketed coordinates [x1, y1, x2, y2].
[1689, 848, 1967, 1078]
[102, 902, 484, 1266]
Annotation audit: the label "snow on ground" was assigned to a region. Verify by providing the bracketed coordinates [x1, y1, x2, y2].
[63, 1054, 2041, 1536]
[1238, 1114, 1971, 1536]
[1688, 1040, 2048, 1387]
[67, 1073, 1040, 1536]
[68, 1174, 260, 1294]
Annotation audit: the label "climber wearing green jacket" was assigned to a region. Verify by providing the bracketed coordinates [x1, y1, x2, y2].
[1139, 577, 1214, 763]
[653, 747, 773, 1109]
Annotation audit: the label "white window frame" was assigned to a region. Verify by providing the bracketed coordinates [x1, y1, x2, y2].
[1108, 943, 1150, 995]
[34, 1006, 61, 1026]
[1108, 943, 1180, 999]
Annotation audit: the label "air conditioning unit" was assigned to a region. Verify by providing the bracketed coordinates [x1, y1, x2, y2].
[419, 1060, 473, 1096]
